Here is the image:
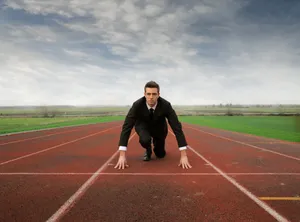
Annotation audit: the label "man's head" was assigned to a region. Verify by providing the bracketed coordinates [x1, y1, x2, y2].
[144, 81, 160, 107]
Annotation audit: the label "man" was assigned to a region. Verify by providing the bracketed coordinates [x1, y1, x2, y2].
[115, 81, 192, 170]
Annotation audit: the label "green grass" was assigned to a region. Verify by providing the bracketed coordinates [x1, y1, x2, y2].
[0, 106, 130, 115]
[179, 116, 300, 142]
[1, 116, 300, 143]
[0, 116, 125, 135]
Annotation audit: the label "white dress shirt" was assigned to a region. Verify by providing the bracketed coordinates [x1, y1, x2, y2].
[118, 102, 187, 151]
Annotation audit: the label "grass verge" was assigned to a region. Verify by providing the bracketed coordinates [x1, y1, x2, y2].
[1, 116, 300, 143]
[179, 116, 300, 142]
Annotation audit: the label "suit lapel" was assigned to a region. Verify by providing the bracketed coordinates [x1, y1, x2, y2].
[143, 97, 161, 120]
[152, 98, 161, 120]
[142, 98, 151, 119]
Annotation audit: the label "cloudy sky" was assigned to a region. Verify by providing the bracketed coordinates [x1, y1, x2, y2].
[1, 0, 300, 106]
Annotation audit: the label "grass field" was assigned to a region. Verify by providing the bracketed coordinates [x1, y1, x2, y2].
[1, 116, 299, 142]
[179, 116, 300, 142]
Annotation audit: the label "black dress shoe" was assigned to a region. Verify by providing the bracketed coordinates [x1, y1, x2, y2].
[143, 149, 152, 161]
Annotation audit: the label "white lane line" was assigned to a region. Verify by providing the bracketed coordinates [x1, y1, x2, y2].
[46, 132, 136, 222]
[189, 146, 289, 222]
[0, 125, 121, 166]
[169, 130, 289, 222]
[186, 126, 300, 162]
[1, 172, 300, 176]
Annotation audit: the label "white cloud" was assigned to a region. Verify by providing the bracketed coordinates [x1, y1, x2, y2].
[143, 4, 162, 17]
[1, 0, 300, 106]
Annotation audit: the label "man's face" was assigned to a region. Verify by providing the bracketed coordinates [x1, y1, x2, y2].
[144, 87, 159, 107]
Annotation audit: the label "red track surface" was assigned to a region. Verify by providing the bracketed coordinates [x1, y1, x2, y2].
[0, 121, 299, 221]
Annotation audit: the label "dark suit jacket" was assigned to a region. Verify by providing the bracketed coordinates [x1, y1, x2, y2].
[118, 96, 188, 148]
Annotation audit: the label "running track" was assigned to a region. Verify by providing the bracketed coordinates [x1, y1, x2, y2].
[0, 121, 299, 221]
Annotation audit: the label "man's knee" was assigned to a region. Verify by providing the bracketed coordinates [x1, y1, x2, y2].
[139, 135, 152, 148]
[154, 149, 166, 158]
[153, 137, 166, 158]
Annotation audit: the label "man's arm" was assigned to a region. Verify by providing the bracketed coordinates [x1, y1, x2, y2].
[165, 102, 192, 169]
[165, 102, 188, 148]
[115, 103, 138, 170]
[118, 103, 137, 149]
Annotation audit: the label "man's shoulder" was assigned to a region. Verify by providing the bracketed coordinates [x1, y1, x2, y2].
[158, 97, 171, 106]
[132, 97, 146, 107]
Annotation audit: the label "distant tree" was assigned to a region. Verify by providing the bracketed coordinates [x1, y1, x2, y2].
[38, 105, 49, 117]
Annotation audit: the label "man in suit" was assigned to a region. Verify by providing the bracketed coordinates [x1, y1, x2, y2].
[115, 81, 192, 170]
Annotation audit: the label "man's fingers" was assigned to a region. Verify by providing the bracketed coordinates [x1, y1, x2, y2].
[114, 162, 122, 169]
[178, 161, 192, 169]
[114, 161, 129, 170]
[120, 164, 129, 169]
[186, 163, 192, 168]
[121, 162, 125, 169]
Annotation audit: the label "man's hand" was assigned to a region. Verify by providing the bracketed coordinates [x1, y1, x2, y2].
[178, 149, 192, 169]
[114, 151, 129, 170]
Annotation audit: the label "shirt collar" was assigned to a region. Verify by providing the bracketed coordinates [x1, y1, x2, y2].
[146, 101, 157, 110]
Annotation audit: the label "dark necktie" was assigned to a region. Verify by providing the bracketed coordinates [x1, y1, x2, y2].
[149, 108, 154, 119]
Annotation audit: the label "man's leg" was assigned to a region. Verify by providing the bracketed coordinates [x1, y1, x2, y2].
[153, 136, 166, 158]
[137, 129, 152, 161]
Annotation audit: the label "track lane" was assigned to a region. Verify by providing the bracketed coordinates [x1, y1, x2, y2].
[0, 125, 134, 222]
[183, 127, 300, 173]
[45, 133, 137, 222]
[0, 122, 121, 164]
[61, 174, 278, 222]
[184, 123, 300, 159]
[0, 120, 123, 144]
[183, 125, 300, 221]
[59, 129, 279, 221]
[0, 175, 91, 222]
[0, 126, 124, 173]
[232, 175, 300, 222]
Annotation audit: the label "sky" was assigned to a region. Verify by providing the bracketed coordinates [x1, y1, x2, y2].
[1, 0, 300, 106]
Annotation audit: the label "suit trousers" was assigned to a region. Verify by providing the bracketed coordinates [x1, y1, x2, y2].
[137, 128, 167, 158]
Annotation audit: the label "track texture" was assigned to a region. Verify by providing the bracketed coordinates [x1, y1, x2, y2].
[61, 175, 276, 222]
[0, 121, 299, 221]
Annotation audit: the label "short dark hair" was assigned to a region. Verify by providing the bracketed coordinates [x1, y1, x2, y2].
[144, 81, 160, 92]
